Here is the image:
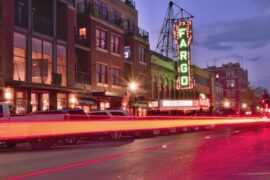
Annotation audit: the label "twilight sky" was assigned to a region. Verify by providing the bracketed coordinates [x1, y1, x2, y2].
[134, 0, 270, 90]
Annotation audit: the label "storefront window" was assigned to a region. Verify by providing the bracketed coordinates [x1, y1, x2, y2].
[30, 93, 38, 112]
[57, 93, 67, 109]
[83, 106, 90, 113]
[32, 38, 52, 84]
[15, 91, 27, 114]
[100, 102, 110, 110]
[41, 93, 49, 110]
[57, 45, 67, 86]
[13, 33, 26, 81]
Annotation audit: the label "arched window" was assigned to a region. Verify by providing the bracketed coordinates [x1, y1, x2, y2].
[171, 80, 175, 99]
[163, 78, 167, 99]
[152, 76, 158, 98]
[159, 77, 164, 99]
[166, 78, 170, 99]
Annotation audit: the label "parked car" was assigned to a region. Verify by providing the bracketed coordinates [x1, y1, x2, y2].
[88, 110, 164, 138]
[32, 108, 89, 145]
[88, 110, 132, 140]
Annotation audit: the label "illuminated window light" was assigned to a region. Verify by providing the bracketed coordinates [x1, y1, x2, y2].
[79, 27, 86, 39]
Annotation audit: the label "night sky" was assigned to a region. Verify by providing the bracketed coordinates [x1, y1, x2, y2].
[134, 0, 270, 90]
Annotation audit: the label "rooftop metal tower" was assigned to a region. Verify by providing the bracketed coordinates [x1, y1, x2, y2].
[156, 1, 194, 61]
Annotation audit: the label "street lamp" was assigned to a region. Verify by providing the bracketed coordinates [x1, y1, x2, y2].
[242, 103, 247, 109]
[128, 81, 138, 116]
[224, 100, 230, 108]
[4, 89, 12, 101]
[128, 82, 138, 92]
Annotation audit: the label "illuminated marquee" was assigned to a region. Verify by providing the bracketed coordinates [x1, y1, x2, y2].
[174, 19, 193, 89]
[161, 100, 193, 107]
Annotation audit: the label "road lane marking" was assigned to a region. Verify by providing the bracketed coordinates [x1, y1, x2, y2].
[237, 172, 270, 176]
[7, 143, 181, 180]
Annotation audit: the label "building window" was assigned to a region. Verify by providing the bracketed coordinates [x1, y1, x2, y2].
[95, 1, 108, 19]
[227, 90, 235, 98]
[13, 32, 26, 81]
[111, 34, 120, 54]
[159, 77, 164, 99]
[138, 46, 146, 63]
[226, 70, 234, 77]
[79, 27, 87, 39]
[32, 38, 52, 84]
[96, 63, 108, 84]
[57, 93, 67, 109]
[112, 67, 121, 86]
[96, 28, 106, 49]
[15, 0, 28, 27]
[15, 91, 27, 114]
[41, 93, 49, 111]
[112, 9, 121, 24]
[152, 76, 158, 99]
[226, 79, 235, 88]
[77, 2, 85, 13]
[100, 101, 110, 110]
[30, 93, 38, 112]
[57, 45, 67, 86]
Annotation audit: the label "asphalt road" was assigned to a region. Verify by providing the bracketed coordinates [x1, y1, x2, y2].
[1, 125, 270, 180]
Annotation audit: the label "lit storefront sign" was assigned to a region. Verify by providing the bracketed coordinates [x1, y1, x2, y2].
[161, 100, 193, 107]
[174, 19, 193, 89]
[148, 101, 159, 108]
[199, 93, 210, 107]
[158, 99, 210, 110]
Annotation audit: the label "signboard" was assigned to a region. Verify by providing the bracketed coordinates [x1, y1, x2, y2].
[148, 101, 159, 108]
[160, 100, 193, 107]
[174, 19, 193, 89]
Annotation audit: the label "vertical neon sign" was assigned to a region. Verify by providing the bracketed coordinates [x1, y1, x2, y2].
[174, 19, 193, 89]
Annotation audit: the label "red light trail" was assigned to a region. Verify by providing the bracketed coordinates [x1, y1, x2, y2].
[0, 116, 269, 141]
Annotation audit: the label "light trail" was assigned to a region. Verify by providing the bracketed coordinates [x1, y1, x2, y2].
[0, 116, 269, 140]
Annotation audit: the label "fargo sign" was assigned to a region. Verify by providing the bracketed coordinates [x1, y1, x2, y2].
[174, 19, 193, 89]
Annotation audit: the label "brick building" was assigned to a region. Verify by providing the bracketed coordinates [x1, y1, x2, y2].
[206, 62, 249, 111]
[0, 0, 150, 113]
[75, 0, 150, 111]
[0, 0, 77, 113]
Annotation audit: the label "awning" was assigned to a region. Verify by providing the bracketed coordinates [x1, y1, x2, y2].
[5, 80, 80, 93]
[92, 91, 122, 97]
[132, 102, 149, 108]
[78, 99, 96, 106]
